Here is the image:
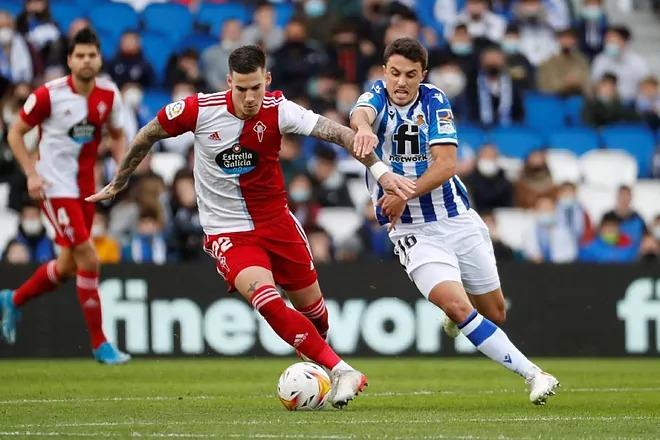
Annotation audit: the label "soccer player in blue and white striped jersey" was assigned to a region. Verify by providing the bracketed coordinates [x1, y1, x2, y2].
[350, 37, 559, 405]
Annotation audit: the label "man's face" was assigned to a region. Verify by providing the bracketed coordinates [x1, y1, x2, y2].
[67, 43, 102, 81]
[227, 67, 271, 119]
[383, 54, 425, 106]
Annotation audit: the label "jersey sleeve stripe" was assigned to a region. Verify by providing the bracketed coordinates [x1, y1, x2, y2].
[429, 138, 459, 146]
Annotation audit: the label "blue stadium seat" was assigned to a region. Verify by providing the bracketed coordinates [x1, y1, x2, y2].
[488, 125, 544, 158]
[142, 87, 171, 120]
[524, 93, 565, 132]
[456, 124, 486, 150]
[51, 2, 83, 34]
[143, 3, 193, 45]
[547, 127, 600, 156]
[414, 0, 444, 40]
[97, 28, 119, 60]
[563, 95, 585, 126]
[601, 125, 656, 177]
[178, 32, 217, 53]
[89, 2, 139, 38]
[0, 0, 22, 16]
[141, 32, 173, 85]
[273, 2, 294, 27]
[196, 2, 250, 37]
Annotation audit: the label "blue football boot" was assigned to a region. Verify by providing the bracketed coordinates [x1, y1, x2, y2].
[0, 289, 20, 344]
[93, 342, 131, 365]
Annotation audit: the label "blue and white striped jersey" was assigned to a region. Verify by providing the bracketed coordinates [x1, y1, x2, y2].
[352, 80, 471, 225]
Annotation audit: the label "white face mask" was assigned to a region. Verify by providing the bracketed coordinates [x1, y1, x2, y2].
[477, 158, 499, 177]
[123, 87, 143, 109]
[0, 28, 14, 45]
[22, 218, 43, 235]
[431, 70, 467, 99]
[537, 213, 555, 227]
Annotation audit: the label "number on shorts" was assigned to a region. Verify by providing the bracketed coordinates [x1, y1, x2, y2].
[211, 237, 233, 259]
[56, 207, 70, 227]
[394, 234, 417, 267]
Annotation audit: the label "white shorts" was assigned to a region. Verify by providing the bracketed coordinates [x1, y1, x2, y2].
[389, 209, 501, 298]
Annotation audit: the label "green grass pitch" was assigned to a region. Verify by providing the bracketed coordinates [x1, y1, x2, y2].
[1, 358, 659, 439]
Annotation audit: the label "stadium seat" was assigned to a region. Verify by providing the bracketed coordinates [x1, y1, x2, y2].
[142, 3, 193, 45]
[524, 93, 565, 132]
[140, 32, 173, 84]
[346, 178, 371, 209]
[0, 210, 19, 256]
[546, 127, 600, 156]
[493, 207, 535, 251]
[577, 183, 615, 225]
[632, 180, 660, 225]
[579, 149, 638, 188]
[88, 2, 139, 38]
[601, 125, 656, 177]
[414, 0, 444, 36]
[196, 3, 250, 37]
[488, 125, 544, 159]
[142, 87, 171, 120]
[563, 95, 585, 126]
[97, 28, 119, 60]
[316, 207, 363, 246]
[178, 32, 217, 53]
[457, 124, 486, 150]
[545, 149, 581, 184]
[151, 152, 185, 185]
[273, 2, 295, 27]
[0, 0, 22, 16]
[51, 2, 83, 34]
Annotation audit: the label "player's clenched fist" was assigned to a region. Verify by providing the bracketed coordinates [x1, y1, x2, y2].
[26, 172, 48, 201]
[353, 127, 379, 158]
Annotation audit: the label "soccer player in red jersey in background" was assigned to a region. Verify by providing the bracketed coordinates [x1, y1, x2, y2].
[88, 45, 415, 407]
[0, 29, 130, 364]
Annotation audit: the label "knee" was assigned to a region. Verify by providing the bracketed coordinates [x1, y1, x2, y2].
[56, 258, 77, 279]
[73, 245, 99, 272]
[489, 305, 507, 326]
[442, 298, 474, 324]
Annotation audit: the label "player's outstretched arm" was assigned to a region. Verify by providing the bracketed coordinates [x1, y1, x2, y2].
[349, 107, 378, 158]
[309, 116, 415, 200]
[85, 118, 170, 202]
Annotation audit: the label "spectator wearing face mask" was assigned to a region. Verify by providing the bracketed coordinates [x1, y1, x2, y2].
[466, 45, 524, 126]
[591, 26, 650, 103]
[514, 150, 556, 209]
[513, 0, 558, 66]
[445, 0, 507, 43]
[582, 73, 639, 126]
[287, 173, 321, 231]
[537, 28, 590, 97]
[576, 0, 608, 61]
[201, 19, 243, 92]
[120, 82, 149, 142]
[500, 24, 535, 91]
[427, 60, 469, 119]
[464, 143, 513, 211]
[555, 182, 594, 246]
[440, 24, 479, 79]
[522, 196, 578, 263]
[635, 76, 660, 130]
[579, 213, 637, 263]
[91, 211, 120, 264]
[11, 203, 55, 263]
[16, 0, 63, 68]
[0, 10, 33, 93]
[241, 1, 284, 54]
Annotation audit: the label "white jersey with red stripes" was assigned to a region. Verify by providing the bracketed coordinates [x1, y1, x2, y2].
[157, 90, 320, 235]
[19, 75, 123, 198]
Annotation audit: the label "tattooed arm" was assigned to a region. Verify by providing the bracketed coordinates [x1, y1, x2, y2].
[309, 116, 415, 200]
[85, 118, 170, 202]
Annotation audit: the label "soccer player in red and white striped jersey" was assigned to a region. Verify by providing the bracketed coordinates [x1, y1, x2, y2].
[0, 29, 130, 364]
[88, 45, 415, 406]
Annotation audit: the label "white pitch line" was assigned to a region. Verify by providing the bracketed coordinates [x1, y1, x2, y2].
[0, 396, 213, 405]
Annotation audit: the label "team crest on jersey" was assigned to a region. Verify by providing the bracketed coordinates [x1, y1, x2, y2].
[68, 118, 96, 144]
[253, 121, 266, 142]
[165, 100, 185, 120]
[436, 109, 456, 135]
[97, 101, 107, 119]
[357, 92, 373, 104]
[23, 93, 37, 114]
[215, 144, 259, 175]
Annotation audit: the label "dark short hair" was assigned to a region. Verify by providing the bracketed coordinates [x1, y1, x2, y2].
[383, 37, 428, 70]
[68, 28, 100, 55]
[601, 212, 621, 226]
[228, 45, 266, 74]
[607, 25, 631, 41]
[618, 184, 631, 193]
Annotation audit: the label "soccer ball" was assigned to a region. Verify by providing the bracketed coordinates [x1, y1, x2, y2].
[277, 362, 332, 411]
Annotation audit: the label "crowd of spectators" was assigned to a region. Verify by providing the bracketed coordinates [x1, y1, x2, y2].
[0, 0, 659, 266]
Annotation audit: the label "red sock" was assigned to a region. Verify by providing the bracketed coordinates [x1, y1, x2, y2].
[76, 270, 107, 350]
[297, 297, 329, 339]
[251, 285, 340, 370]
[13, 260, 63, 307]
